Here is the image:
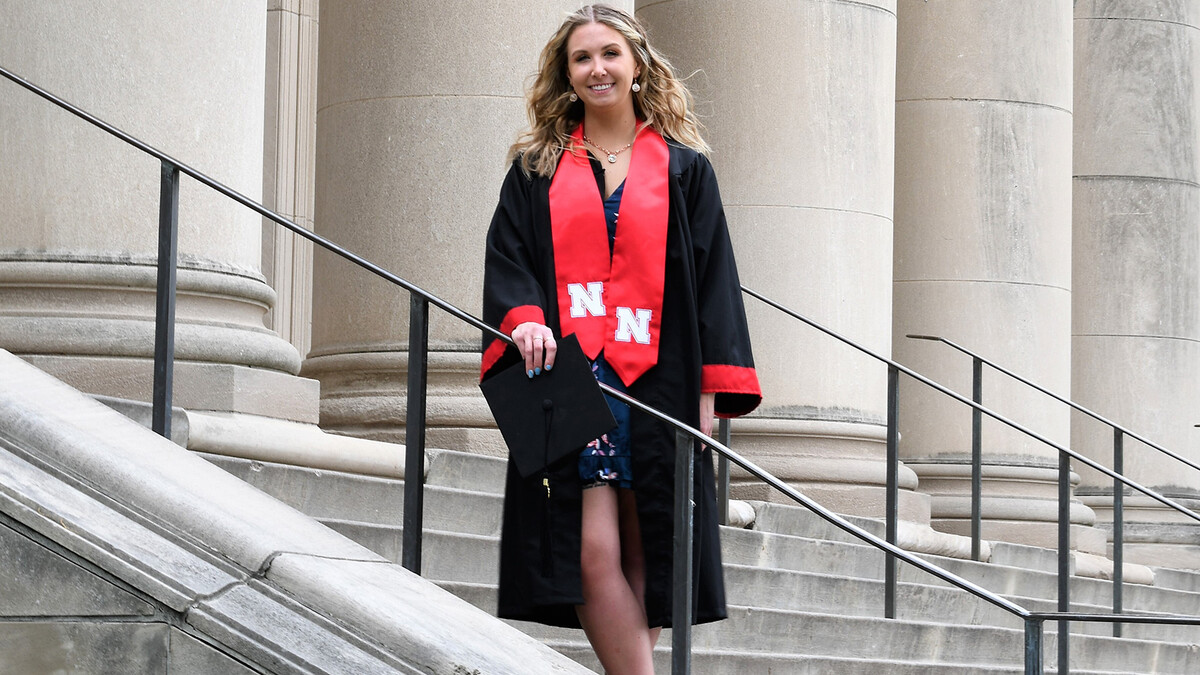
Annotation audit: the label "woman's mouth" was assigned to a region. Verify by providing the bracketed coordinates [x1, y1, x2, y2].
[590, 83, 614, 93]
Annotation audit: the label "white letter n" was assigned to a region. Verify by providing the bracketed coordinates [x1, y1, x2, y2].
[568, 281, 605, 318]
[614, 307, 653, 344]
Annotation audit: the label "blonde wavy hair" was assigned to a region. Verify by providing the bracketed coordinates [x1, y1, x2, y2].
[509, 4, 709, 177]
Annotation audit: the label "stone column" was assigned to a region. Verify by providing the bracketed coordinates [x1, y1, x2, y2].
[0, 1, 315, 423]
[636, 1, 926, 521]
[1073, 1, 1200, 569]
[307, 1, 629, 450]
[263, 0, 320, 360]
[892, 1, 1100, 552]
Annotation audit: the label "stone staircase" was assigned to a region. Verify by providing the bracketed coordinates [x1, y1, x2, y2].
[205, 448, 1200, 674]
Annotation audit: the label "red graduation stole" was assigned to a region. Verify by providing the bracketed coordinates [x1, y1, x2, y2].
[549, 124, 669, 386]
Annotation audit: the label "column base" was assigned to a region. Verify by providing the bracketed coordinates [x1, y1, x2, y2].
[910, 460, 1107, 554]
[729, 417, 931, 523]
[96, 395, 418, 480]
[25, 355, 320, 424]
[0, 259, 302, 374]
[1080, 493, 1200, 570]
[2, 258, 314, 423]
[303, 350, 504, 453]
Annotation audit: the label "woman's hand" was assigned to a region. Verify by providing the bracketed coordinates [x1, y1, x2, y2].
[512, 322, 557, 377]
[700, 392, 716, 438]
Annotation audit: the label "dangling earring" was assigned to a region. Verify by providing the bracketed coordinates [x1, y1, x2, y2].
[569, 91, 578, 102]
[631, 82, 641, 93]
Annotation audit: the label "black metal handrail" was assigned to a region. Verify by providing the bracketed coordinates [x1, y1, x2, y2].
[7, 63, 1200, 675]
[740, 286, 1200, 673]
[908, 333, 1200, 639]
[908, 335, 1200, 476]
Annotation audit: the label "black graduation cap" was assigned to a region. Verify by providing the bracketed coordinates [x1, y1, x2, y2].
[480, 333, 617, 478]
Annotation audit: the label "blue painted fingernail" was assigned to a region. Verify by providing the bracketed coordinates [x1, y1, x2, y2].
[545, 363, 553, 371]
[527, 369, 534, 379]
[534, 367, 542, 376]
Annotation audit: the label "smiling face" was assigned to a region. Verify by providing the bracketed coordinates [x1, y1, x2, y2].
[565, 21, 641, 118]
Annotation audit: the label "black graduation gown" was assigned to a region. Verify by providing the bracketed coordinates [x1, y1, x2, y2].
[481, 139, 762, 629]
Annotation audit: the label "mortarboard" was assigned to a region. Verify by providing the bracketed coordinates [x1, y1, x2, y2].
[480, 333, 617, 478]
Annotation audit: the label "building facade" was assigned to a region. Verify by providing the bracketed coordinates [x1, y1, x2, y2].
[3, 0, 1199, 570]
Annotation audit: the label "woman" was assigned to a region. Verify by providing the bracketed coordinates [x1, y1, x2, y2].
[481, 5, 761, 672]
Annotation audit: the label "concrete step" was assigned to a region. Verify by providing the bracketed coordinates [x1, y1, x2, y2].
[321, 520, 498, 585]
[912, 551, 1200, 619]
[987, 540, 1061, 573]
[723, 563, 1200, 643]
[204, 453, 503, 537]
[754, 500, 1105, 576]
[722, 525, 887, 577]
[550, 642, 1143, 675]
[746, 500, 1200, 619]
[426, 448, 508, 494]
[451, 576, 1200, 674]
[551, 642, 1028, 674]
[1151, 565, 1200, 594]
[753, 500, 1060, 575]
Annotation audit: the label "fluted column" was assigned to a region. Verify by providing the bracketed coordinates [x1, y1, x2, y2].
[307, 2, 630, 451]
[637, 1, 920, 519]
[1073, 1, 1200, 568]
[892, 1, 1098, 551]
[263, 0, 320, 360]
[0, 2, 314, 422]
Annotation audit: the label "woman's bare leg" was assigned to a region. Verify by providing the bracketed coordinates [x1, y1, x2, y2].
[617, 488, 661, 648]
[576, 486, 656, 674]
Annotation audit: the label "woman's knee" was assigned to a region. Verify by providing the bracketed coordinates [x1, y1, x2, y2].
[580, 544, 620, 590]
[583, 485, 628, 581]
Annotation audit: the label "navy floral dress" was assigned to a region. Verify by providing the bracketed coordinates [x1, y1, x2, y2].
[578, 180, 633, 489]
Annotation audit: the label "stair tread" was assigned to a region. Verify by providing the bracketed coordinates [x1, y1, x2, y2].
[545, 640, 1169, 675]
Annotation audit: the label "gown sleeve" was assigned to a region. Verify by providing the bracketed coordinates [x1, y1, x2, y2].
[481, 162, 548, 379]
[683, 153, 763, 417]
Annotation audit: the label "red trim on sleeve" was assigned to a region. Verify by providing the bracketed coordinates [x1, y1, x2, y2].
[702, 364, 761, 395]
[702, 364, 762, 417]
[480, 305, 546, 379]
[500, 305, 546, 337]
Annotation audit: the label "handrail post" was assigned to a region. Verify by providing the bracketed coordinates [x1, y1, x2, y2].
[1058, 450, 1071, 675]
[1025, 618, 1044, 675]
[971, 356, 983, 561]
[717, 418, 731, 526]
[885, 365, 899, 619]
[402, 295, 429, 574]
[1112, 428, 1124, 637]
[152, 161, 180, 439]
[672, 428, 695, 675]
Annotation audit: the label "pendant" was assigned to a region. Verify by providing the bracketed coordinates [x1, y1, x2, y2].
[607, 154, 617, 163]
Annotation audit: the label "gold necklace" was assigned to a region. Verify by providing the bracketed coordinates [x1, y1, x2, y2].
[582, 133, 633, 163]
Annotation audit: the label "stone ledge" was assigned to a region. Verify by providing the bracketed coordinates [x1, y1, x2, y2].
[26, 355, 320, 423]
[185, 410, 422, 480]
[0, 348, 593, 674]
[95, 394, 424, 480]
